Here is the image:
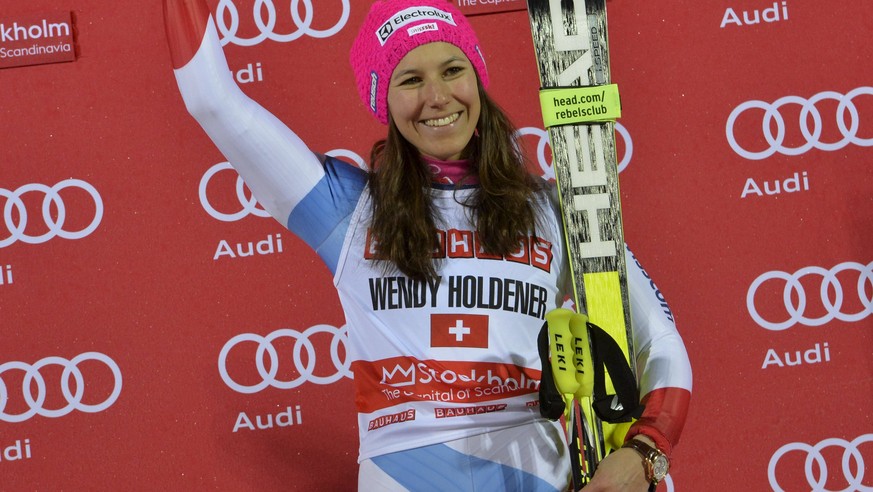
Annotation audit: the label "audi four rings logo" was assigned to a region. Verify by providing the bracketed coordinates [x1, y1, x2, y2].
[768, 434, 873, 492]
[199, 162, 271, 222]
[199, 151, 365, 222]
[218, 325, 352, 394]
[726, 86, 873, 160]
[215, 0, 350, 47]
[0, 352, 122, 423]
[1, 179, 103, 248]
[515, 123, 633, 181]
[747, 261, 873, 331]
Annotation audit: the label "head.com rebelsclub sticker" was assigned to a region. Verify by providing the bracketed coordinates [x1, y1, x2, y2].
[0, 11, 76, 70]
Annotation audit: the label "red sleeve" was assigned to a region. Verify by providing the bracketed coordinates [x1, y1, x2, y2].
[162, 0, 210, 69]
[624, 386, 691, 457]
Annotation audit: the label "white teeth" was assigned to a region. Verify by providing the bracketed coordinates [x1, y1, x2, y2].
[423, 113, 460, 127]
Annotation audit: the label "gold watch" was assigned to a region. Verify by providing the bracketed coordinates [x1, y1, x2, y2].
[622, 438, 669, 487]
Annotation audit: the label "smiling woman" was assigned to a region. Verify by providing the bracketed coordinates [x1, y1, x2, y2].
[387, 43, 481, 162]
[346, 0, 545, 285]
[163, 0, 691, 490]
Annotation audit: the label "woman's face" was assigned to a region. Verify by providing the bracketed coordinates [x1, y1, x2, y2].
[387, 42, 481, 161]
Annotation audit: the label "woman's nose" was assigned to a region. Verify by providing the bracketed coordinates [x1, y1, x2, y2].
[424, 79, 450, 107]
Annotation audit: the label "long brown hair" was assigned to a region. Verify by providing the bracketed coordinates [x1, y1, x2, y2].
[367, 83, 540, 281]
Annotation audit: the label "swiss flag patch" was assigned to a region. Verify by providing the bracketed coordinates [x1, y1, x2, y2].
[430, 314, 489, 348]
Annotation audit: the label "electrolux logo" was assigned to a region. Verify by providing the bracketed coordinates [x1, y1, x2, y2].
[0, 11, 76, 69]
[377, 7, 455, 46]
[390, 7, 454, 27]
[377, 22, 394, 44]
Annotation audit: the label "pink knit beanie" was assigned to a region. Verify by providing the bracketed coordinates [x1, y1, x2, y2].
[349, 0, 489, 124]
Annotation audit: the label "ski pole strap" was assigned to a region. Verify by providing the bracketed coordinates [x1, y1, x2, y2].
[538, 84, 621, 127]
[538, 312, 643, 423]
[587, 320, 645, 422]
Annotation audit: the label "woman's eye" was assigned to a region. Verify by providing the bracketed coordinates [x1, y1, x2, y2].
[400, 76, 421, 86]
[445, 66, 464, 77]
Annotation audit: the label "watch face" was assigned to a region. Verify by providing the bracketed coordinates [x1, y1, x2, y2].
[652, 455, 669, 481]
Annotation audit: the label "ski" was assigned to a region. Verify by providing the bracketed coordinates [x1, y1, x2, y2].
[524, 0, 638, 487]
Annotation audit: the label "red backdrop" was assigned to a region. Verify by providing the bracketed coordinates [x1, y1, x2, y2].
[1, 1, 871, 490]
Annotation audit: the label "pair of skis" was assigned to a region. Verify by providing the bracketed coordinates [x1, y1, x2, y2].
[525, 0, 640, 488]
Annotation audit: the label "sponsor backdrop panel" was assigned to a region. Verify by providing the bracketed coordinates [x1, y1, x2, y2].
[1, 0, 870, 491]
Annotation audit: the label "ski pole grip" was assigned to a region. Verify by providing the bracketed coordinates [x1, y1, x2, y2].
[568, 312, 594, 399]
[545, 308, 580, 396]
[538, 84, 621, 127]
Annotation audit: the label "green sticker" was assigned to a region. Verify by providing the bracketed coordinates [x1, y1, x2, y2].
[539, 84, 621, 127]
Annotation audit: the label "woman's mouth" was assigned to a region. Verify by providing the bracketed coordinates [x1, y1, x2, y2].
[422, 112, 461, 128]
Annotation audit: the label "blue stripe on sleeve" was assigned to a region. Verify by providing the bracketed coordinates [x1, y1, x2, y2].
[286, 156, 367, 274]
